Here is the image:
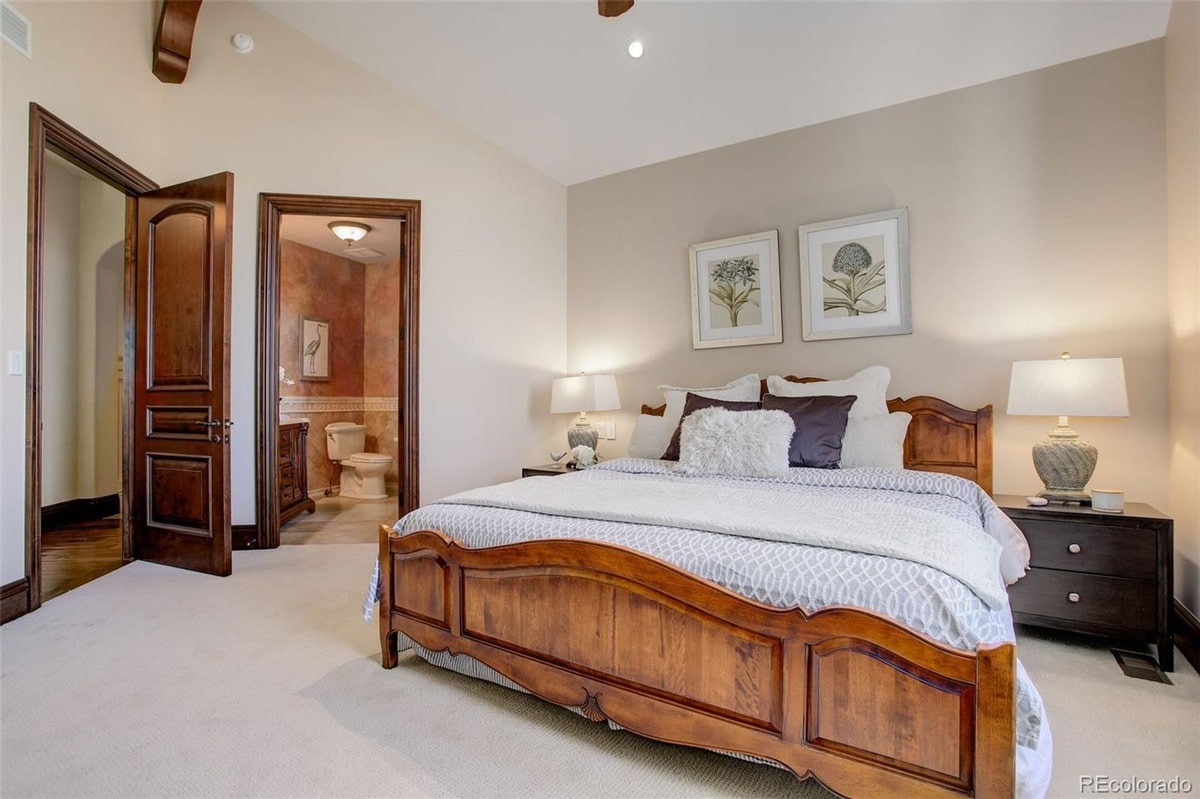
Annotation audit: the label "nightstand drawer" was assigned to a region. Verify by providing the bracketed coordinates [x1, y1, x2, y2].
[1009, 568, 1156, 632]
[1013, 518, 1156, 580]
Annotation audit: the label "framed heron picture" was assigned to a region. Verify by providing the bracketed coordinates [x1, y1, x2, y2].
[300, 318, 330, 381]
[797, 208, 911, 341]
[688, 230, 782, 349]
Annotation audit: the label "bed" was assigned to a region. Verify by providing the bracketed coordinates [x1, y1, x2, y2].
[369, 376, 1050, 799]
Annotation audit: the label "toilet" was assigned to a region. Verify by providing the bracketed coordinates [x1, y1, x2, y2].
[325, 422, 393, 500]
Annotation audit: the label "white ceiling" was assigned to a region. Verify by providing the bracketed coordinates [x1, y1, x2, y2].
[279, 214, 405, 260]
[258, 1, 1171, 186]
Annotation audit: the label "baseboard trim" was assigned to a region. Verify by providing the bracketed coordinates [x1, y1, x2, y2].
[1172, 599, 1200, 674]
[1, 578, 31, 624]
[232, 524, 259, 550]
[42, 493, 120, 531]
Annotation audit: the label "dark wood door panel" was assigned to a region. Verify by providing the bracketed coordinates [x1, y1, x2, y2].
[147, 204, 212, 390]
[146, 454, 211, 534]
[134, 172, 232, 576]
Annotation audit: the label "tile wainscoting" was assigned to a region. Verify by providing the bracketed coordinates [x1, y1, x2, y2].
[280, 396, 399, 493]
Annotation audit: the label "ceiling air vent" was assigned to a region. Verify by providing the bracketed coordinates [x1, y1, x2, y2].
[343, 247, 385, 260]
[1, 1, 31, 58]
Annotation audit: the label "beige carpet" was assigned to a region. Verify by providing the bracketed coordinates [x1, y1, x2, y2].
[1, 544, 1197, 798]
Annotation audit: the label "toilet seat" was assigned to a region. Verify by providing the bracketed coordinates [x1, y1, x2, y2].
[347, 452, 392, 464]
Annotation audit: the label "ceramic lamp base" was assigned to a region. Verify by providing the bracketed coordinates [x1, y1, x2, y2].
[1032, 437, 1097, 494]
[567, 423, 598, 450]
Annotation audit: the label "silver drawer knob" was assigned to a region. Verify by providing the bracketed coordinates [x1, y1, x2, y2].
[1068, 543, 1082, 554]
[1067, 592, 1081, 603]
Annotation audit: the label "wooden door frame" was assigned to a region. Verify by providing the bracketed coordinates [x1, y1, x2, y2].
[255, 193, 421, 549]
[23, 104, 158, 613]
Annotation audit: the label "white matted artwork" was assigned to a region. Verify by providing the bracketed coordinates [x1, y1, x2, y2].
[300, 318, 330, 381]
[797, 208, 911, 341]
[688, 230, 782, 349]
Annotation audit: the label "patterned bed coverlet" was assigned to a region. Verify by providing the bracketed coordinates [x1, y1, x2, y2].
[366, 459, 1052, 798]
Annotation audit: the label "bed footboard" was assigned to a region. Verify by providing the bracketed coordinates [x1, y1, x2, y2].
[379, 525, 1015, 799]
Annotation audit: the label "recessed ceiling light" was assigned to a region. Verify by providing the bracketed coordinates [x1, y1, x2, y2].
[230, 33, 254, 54]
[627, 39, 644, 59]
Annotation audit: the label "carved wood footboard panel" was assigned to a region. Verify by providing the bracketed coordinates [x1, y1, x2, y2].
[379, 526, 1015, 799]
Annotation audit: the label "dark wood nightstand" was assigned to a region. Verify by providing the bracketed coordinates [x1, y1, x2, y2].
[521, 463, 575, 478]
[995, 494, 1174, 671]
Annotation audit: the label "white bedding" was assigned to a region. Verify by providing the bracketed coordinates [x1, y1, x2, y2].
[366, 458, 1051, 798]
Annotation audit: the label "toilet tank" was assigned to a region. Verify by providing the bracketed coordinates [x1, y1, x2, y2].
[325, 422, 366, 460]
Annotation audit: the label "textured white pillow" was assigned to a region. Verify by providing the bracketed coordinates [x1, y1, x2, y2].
[839, 412, 912, 469]
[676, 407, 795, 478]
[659, 373, 761, 432]
[627, 413, 673, 459]
[766, 366, 890, 418]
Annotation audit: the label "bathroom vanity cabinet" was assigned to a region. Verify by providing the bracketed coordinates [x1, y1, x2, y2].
[279, 421, 317, 524]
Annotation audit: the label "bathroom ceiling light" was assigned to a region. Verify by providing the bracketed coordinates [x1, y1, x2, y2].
[627, 39, 644, 59]
[328, 221, 371, 245]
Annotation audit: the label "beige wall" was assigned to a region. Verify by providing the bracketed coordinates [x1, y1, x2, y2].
[76, 177, 126, 500]
[0, 1, 568, 583]
[568, 42, 1170, 510]
[1166, 0, 1200, 617]
[39, 160, 81, 506]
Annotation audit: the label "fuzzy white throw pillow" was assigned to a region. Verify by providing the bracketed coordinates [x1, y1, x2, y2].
[839, 412, 912, 469]
[677, 407, 795, 478]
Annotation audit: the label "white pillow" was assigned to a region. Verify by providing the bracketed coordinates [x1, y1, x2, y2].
[838, 412, 912, 469]
[766, 366, 890, 419]
[659, 373, 761, 432]
[627, 413, 673, 459]
[677, 407, 795, 478]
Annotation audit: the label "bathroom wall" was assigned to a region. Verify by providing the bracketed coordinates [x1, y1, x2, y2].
[363, 259, 402, 490]
[279, 238, 366, 492]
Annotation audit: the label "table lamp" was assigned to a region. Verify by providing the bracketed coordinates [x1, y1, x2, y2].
[550, 373, 620, 450]
[1006, 353, 1128, 502]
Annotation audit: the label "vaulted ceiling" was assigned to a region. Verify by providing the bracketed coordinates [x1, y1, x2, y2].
[258, 1, 1171, 185]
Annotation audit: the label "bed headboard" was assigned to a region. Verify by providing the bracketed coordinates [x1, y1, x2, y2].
[639, 376, 993, 492]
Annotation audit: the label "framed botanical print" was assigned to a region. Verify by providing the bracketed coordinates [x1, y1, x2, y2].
[688, 230, 783, 349]
[797, 208, 911, 341]
[300, 318, 330, 381]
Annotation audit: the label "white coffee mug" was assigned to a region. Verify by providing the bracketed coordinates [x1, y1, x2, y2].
[1091, 488, 1125, 513]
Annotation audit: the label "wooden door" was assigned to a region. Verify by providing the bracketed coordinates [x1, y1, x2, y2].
[133, 172, 233, 575]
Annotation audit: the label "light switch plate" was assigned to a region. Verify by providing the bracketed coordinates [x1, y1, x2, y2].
[7, 350, 24, 375]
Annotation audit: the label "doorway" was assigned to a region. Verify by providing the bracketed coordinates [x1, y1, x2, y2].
[22, 105, 157, 613]
[15, 104, 238, 622]
[36, 149, 129, 600]
[254, 194, 420, 549]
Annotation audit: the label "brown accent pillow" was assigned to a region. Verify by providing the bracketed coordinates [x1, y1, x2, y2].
[660, 393, 760, 461]
[761, 394, 856, 468]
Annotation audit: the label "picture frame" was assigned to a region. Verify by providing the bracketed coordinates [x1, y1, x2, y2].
[300, 317, 330, 381]
[688, 230, 783, 349]
[797, 208, 911, 341]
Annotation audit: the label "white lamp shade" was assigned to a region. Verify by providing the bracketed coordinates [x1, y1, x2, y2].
[1007, 357, 1129, 417]
[551, 374, 620, 414]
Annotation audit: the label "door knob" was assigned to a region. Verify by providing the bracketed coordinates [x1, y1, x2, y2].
[195, 420, 221, 428]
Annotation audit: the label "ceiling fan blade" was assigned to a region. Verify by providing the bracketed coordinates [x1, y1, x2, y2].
[598, 0, 634, 18]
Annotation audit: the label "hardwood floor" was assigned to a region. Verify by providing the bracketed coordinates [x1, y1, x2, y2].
[41, 517, 125, 601]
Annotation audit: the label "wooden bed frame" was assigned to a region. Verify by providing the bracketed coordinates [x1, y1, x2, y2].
[379, 379, 1011, 798]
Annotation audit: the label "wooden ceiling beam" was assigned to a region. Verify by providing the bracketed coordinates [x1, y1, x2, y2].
[598, 0, 634, 19]
[152, 0, 204, 84]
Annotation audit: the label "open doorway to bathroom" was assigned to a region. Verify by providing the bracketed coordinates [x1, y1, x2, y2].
[254, 195, 420, 549]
